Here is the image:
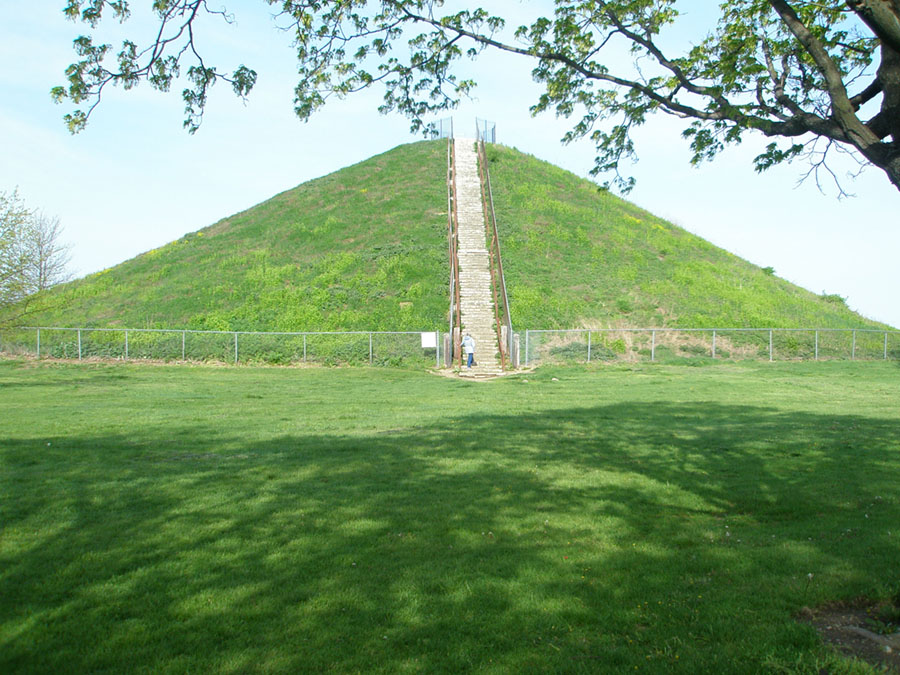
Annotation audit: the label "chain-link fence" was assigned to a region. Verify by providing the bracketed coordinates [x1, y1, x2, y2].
[0, 327, 443, 368]
[4, 326, 898, 369]
[523, 328, 900, 366]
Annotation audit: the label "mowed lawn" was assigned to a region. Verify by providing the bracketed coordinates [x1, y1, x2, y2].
[1, 360, 898, 673]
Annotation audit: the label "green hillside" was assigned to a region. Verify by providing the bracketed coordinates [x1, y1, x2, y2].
[20, 141, 450, 332]
[9, 139, 888, 333]
[485, 144, 885, 330]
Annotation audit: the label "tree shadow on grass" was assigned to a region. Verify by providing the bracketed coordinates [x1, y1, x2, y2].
[2, 402, 899, 672]
[0, 360, 133, 388]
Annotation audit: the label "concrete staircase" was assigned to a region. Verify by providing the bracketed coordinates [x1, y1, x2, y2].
[453, 138, 503, 378]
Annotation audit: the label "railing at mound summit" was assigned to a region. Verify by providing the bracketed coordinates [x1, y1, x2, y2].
[2, 326, 899, 367]
[476, 117, 496, 144]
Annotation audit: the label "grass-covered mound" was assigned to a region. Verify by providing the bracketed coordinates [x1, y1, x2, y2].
[486, 144, 886, 330]
[24, 141, 449, 332]
[11, 140, 889, 334]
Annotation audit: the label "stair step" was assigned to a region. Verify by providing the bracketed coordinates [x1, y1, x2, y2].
[451, 137, 502, 376]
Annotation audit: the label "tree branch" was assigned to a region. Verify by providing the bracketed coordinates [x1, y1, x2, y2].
[398, 7, 729, 123]
[769, 1, 887, 158]
[850, 77, 884, 109]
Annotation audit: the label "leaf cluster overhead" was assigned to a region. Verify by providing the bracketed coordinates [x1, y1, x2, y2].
[54, 1, 900, 192]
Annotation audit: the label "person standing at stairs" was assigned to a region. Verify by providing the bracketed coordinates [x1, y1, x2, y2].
[462, 333, 475, 369]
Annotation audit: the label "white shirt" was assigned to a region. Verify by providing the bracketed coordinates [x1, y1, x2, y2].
[462, 335, 475, 354]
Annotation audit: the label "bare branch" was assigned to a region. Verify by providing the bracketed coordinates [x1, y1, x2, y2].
[849, 76, 883, 109]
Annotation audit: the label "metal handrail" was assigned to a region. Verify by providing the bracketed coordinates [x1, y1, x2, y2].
[447, 137, 454, 361]
[447, 137, 463, 368]
[476, 140, 507, 369]
[482, 142, 514, 359]
[476, 139, 514, 367]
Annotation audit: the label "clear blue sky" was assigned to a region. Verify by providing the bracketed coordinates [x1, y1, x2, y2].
[2, 3, 897, 328]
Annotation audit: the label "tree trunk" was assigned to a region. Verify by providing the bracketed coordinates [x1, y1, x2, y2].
[883, 152, 900, 190]
[846, 0, 900, 53]
[868, 41, 900, 191]
[877, 44, 900, 143]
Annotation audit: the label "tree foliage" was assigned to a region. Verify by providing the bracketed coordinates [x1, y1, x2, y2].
[1, 190, 72, 323]
[53, 1, 900, 192]
[0, 191, 35, 309]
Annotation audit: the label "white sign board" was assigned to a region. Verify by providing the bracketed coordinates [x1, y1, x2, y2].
[420, 332, 437, 349]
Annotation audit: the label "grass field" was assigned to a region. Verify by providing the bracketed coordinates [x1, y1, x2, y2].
[2, 360, 899, 672]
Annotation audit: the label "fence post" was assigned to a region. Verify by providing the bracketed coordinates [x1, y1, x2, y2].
[852, 330, 856, 360]
[815, 330, 818, 361]
[125, 330, 129, 360]
[885, 332, 889, 360]
[182, 331, 186, 361]
[587, 331, 592, 363]
[234, 332, 238, 364]
[651, 330, 656, 362]
[369, 332, 373, 365]
[37, 328, 40, 358]
[303, 334, 307, 362]
[712, 330, 716, 359]
[525, 330, 529, 366]
[436, 330, 441, 368]
[78, 329, 82, 360]
[769, 330, 773, 362]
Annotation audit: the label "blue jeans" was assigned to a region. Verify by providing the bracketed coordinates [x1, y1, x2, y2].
[467, 352, 474, 368]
